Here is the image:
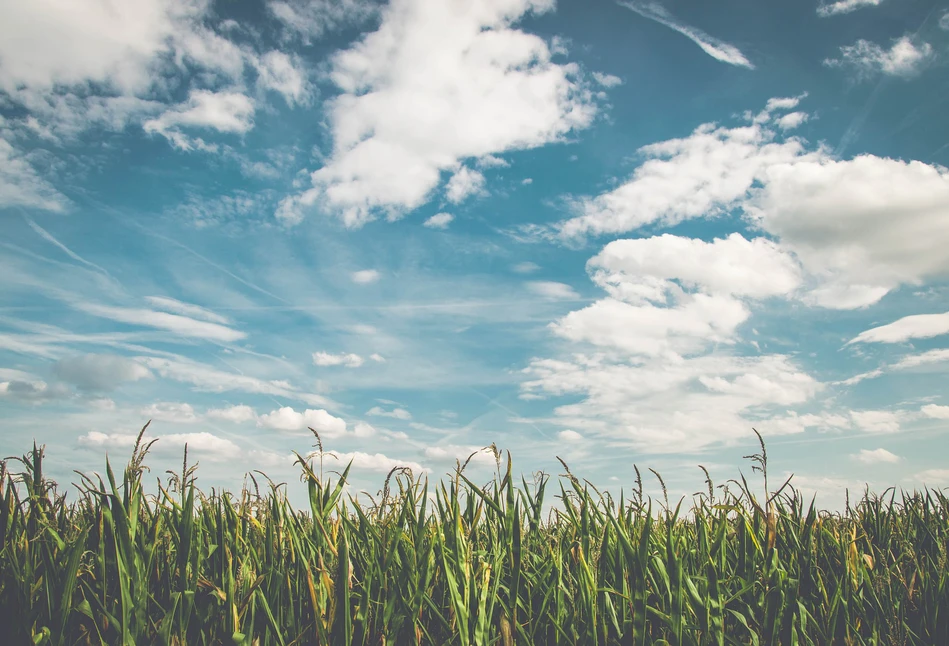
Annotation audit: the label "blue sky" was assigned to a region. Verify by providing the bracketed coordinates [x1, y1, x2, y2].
[2, 0, 949, 508]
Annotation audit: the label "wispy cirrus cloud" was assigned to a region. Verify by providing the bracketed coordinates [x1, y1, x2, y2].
[817, 0, 884, 17]
[618, 2, 754, 69]
[849, 311, 949, 345]
[74, 302, 245, 342]
[824, 36, 933, 80]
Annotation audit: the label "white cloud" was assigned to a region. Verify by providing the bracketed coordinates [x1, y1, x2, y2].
[319, 450, 428, 475]
[618, 2, 754, 68]
[143, 90, 255, 151]
[591, 72, 622, 87]
[852, 448, 900, 464]
[145, 296, 231, 325]
[477, 155, 509, 168]
[369, 353, 386, 362]
[140, 401, 199, 423]
[54, 354, 152, 391]
[893, 349, 949, 370]
[74, 302, 245, 342]
[0, 0, 205, 94]
[0, 379, 71, 401]
[546, 234, 801, 360]
[79, 429, 241, 460]
[254, 51, 308, 106]
[824, 36, 933, 79]
[749, 155, 949, 308]
[590, 234, 801, 301]
[258, 406, 348, 435]
[558, 118, 814, 240]
[849, 312, 949, 345]
[941, 11, 949, 31]
[206, 404, 257, 423]
[913, 469, 949, 486]
[313, 351, 365, 367]
[366, 406, 412, 420]
[351, 269, 380, 284]
[557, 429, 583, 442]
[445, 166, 487, 203]
[555, 101, 949, 310]
[921, 404, 949, 419]
[527, 281, 580, 300]
[850, 410, 901, 434]
[513, 261, 540, 274]
[268, 0, 378, 41]
[817, 0, 884, 17]
[275, 0, 596, 226]
[137, 356, 335, 407]
[424, 212, 455, 229]
[0, 139, 69, 211]
[522, 353, 819, 452]
[775, 112, 807, 131]
[423, 444, 498, 467]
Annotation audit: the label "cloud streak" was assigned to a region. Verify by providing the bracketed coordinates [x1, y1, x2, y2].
[618, 2, 754, 69]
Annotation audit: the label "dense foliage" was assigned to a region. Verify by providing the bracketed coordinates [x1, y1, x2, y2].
[1, 427, 947, 645]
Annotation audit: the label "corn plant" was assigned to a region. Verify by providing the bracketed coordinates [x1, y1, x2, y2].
[1, 425, 947, 645]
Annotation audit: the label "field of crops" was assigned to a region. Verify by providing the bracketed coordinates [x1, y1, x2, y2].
[1, 428, 947, 645]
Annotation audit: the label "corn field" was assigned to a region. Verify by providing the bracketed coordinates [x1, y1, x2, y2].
[1, 427, 947, 645]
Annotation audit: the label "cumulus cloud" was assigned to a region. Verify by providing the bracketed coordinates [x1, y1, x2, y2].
[54, 354, 152, 391]
[366, 406, 412, 420]
[275, 0, 596, 226]
[79, 430, 241, 460]
[849, 312, 949, 345]
[313, 351, 365, 367]
[522, 352, 819, 452]
[445, 166, 487, 203]
[775, 112, 807, 130]
[424, 212, 455, 229]
[254, 51, 309, 106]
[817, 0, 884, 17]
[0, 0, 280, 151]
[519, 225, 828, 452]
[590, 234, 801, 300]
[852, 448, 900, 464]
[257, 406, 348, 435]
[591, 72, 622, 87]
[268, 0, 378, 41]
[315, 450, 428, 475]
[0, 139, 70, 211]
[557, 429, 583, 442]
[206, 404, 257, 423]
[527, 281, 580, 300]
[0, 0, 206, 94]
[143, 90, 255, 151]
[618, 2, 754, 68]
[547, 234, 800, 359]
[921, 404, 949, 419]
[140, 401, 199, 423]
[850, 410, 902, 434]
[0, 379, 71, 402]
[824, 36, 933, 80]
[553, 99, 949, 310]
[351, 269, 380, 284]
